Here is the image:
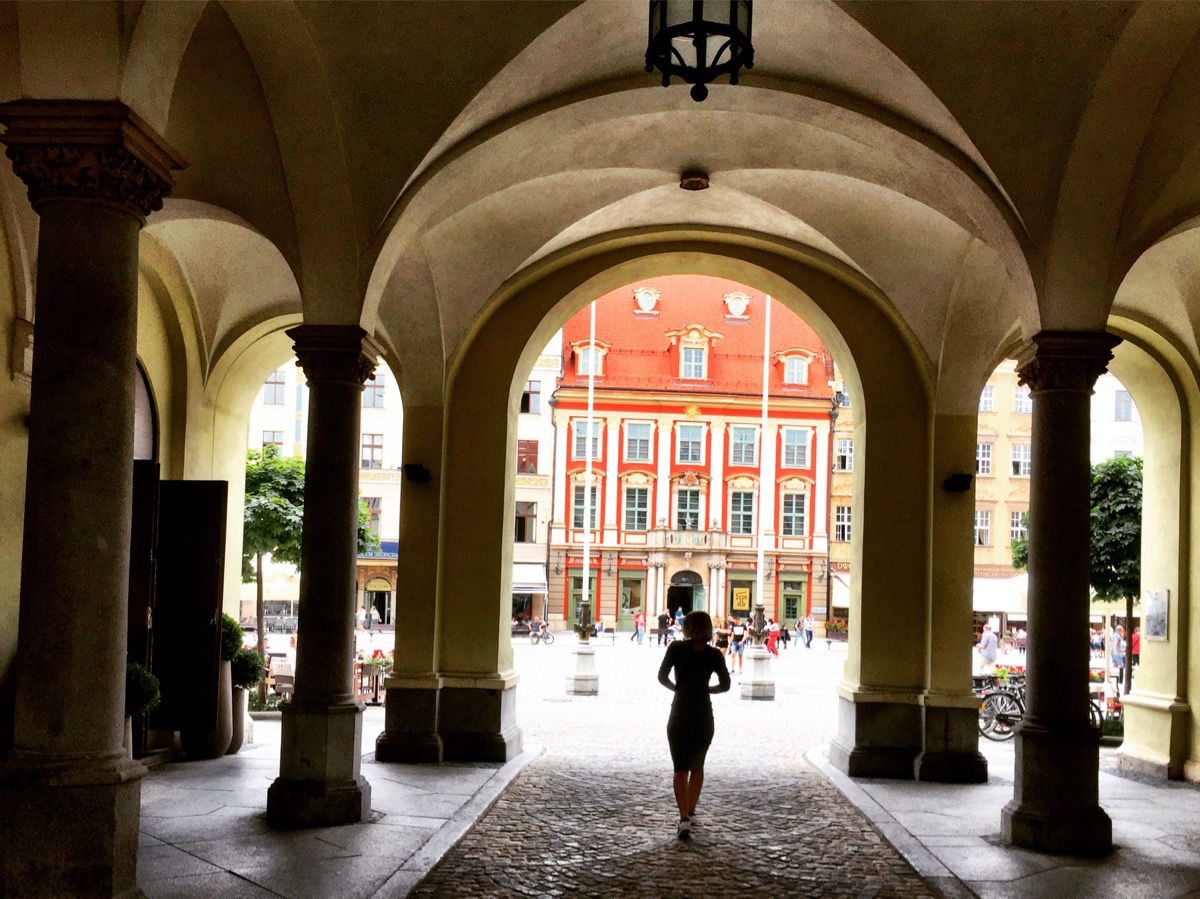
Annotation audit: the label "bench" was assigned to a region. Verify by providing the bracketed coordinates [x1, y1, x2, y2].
[589, 627, 617, 645]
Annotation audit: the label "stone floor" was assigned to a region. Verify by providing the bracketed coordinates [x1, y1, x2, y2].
[136, 635, 1200, 897]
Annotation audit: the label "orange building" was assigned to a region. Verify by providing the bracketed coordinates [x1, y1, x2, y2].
[548, 275, 837, 631]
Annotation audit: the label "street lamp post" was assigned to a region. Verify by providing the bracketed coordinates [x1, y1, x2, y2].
[826, 391, 844, 627]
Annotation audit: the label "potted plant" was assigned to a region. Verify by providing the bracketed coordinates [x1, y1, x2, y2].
[181, 612, 241, 759]
[228, 647, 266, 754]
[124, 662, 161, 758]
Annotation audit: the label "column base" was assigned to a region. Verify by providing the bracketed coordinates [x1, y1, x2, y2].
[375, 683, 443, 764]
[439, 684, 523, 762]
[267, 699, 370, 828]
[1117, 692, 1190, 780]
[0, 753, 145, 897]
[828, 694, 922, 779]
[915, 703, 988, 783]
[740, 645, 776, 701]
[1002, 719, 1111, 856]
[566, 645, 598, 696]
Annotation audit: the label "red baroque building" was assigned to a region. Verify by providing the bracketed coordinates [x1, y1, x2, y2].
[548, 275, 836, 631]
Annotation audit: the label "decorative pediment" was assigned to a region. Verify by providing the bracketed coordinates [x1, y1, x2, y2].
[621, 470, 656, 486]
[671, 469, 711, 487]
[726, 474, 758, 490]
[665, 323, 723, 346]
[772, 347, 815, 365]
[777, 475, 812, 491]
[568, 468, 605, 485]
[632, 286, 660, 315]
[724, 291, 751, 320]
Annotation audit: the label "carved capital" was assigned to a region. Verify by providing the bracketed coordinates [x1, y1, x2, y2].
[0, 100, 185, 220]
[288, 325, 382, 387]
[1015, 331, 1121, 394]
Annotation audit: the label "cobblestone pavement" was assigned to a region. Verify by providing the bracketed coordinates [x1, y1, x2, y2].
[414, 638, 935, 897]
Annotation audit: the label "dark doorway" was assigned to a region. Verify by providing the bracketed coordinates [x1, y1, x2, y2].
[668, 570, 704, 617]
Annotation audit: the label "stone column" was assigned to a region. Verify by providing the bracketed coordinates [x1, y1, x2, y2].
[267, 325, 379, 827]
[376, 404, 444, 763]
[0, 100, 183, 897]
[1002, 331, 1119, 855]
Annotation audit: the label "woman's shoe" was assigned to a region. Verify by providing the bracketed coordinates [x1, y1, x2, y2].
[676, 818, 691, 840]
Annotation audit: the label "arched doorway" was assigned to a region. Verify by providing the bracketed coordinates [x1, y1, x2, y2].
[667, 569, 704, 618]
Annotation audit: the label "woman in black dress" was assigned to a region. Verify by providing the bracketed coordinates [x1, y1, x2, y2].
[657, 610, 731, 839]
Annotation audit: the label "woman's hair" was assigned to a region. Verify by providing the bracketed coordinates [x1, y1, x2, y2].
[681, 610, 713, 643]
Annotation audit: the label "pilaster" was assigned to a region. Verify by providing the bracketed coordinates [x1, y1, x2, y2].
[0, 99, 183, 897]
[267, 325, 379, 827]
[1001, 330, 1119, 855]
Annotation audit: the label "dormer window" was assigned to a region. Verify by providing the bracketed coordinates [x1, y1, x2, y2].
[724, 291, 751, 321]
[681, 346, 706, 379]
[570, 339, 610, 377]
[784, 357, 808, 384]
[633, 286, 660, 316]
[666, 323, 722, 382]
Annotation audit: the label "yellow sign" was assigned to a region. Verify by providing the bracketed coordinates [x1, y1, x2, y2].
[732, 587, 751, 611]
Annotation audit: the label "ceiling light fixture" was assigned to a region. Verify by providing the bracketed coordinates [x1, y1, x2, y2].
[646, 1, 754, 102]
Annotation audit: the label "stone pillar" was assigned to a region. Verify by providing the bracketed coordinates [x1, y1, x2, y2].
[916, 414, 987, 783]
[377, 404, 444, 763]
[267, 325, 379, 828]
[0, 100, 183, 897]
[1001, 331, 1118, 855]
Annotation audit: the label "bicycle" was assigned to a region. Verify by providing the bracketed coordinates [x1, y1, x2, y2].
[530, 627, 554, 646]
[976, 672, 1113, 740]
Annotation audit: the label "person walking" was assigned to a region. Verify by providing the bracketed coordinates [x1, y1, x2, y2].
[766, 618, 780, 656]
[1111, 625, 1126, 686]
[657, 611, 730, 840]
[714, 618, 731, 658]
[728, 617, 746, 674]
[803, 615, 814, 648]
[632, 610, 646, 645]
[656, 610, 671, 646]
[977, 624, 999, 675]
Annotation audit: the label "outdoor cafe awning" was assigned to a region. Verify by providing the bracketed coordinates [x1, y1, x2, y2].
[973, 574, 1027, 615]
[512, 562, 548, 594]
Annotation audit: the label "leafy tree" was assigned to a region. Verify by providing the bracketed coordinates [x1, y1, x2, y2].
[242, 445, 380, 700]
[1012, 456, 1142, 691]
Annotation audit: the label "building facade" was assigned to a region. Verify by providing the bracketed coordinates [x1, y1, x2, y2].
[546, 275, 835, 631]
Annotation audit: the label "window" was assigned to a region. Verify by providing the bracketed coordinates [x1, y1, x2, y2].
[979, 385, 994, 412]
[784, 357, 808, 384]
[517, 439, 538, 474]
[1114, 389, 1132, 422]
[731, 426, 756, 466]
[625, 422, 652, 462]
[624, 487, 649, 532]
[364, 496, 382, 537]
[974, 510, 991, 546]
[676, 489, 700, 530]
[264, 370, 286, 405]
[363, 372, 385, 408]
[573, 420, 601, 460]
[835, 439, 853, 472]
[262, 430, 284, 449]
[1011, 444, 1031, 476]
[976, 443, 992, 475]
[730, 491, 755, 535]
[677, 424, 703, 464]
[515, 501, 537, 543]
[578, 348, 601, 376]
[681, 346, 706, 379]
[781, 493, 807, 537]
[361, 433, 383, 469]
[1013, 385, 1032, 413]
[834, 505, 852, 542]
[1010, 511, 1027, 543]
[1114, 449, 1133, 459]
[782, 428, 809, 468]
[572, 485, 598, 530]
[520, 381, 541, 414]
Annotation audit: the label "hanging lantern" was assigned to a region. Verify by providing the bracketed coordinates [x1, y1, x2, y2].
[646, 1, 754, 102]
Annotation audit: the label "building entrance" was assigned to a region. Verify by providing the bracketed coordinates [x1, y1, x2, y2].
[668, 570, 704, 619]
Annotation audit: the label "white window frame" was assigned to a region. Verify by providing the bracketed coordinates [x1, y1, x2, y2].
[979, 385, 994, 413]
[1012, 444, 1031, 477]
[781, 428, 809, 468]
[730, 426, 757, 466]
[834, 505, 852, 542]
[625, 422, 652, 462]
[781, 493, 807, 537]
[676, 488, 701, 530]
[681, 345, 706, 380]
[1013, 385, 1032, 414]
[976, 443, 992, 476]
[784, 356, 808, 385]
[1010, 511, 1027, 543]
[730, 490, 755, 535]
[1114, 389, 1132, 422]
[572, 485, 598, 530]
[974, 509, 991, 547]
[835, 439, 853, 472]
[573, 420, 602, 460]
[624, 486, 649, 532]
[677, 423, 704, 464]
[578, 347, 602, 376]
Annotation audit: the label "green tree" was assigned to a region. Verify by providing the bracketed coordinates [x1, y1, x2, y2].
[1012, 456, 1142, 691]
[242, 445, 380, 700]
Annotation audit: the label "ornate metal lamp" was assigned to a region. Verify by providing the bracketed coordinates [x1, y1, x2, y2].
[646, 1, 754, 102]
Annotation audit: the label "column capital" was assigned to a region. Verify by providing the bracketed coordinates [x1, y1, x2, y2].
[287, 324, 382, 387]
[0, 99, 185, 220]
[1015, 331, 1121, 394]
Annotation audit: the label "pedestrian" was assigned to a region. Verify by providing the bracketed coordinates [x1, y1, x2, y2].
[803, 615, 814, 648]
[779, 623, 790, 650]
[714, 618, 730, 658]
[657, 610, 731, 840]
[632, 609, 646, 645]
[675, 606, 685, 631]
[1111, 625, 1126, 684]
[657, 610, 671, 645]
[977, 624, 999, 675]
[766, 618, 780, 656]
[728, 617, 746, 673]
[1130, 626, 1140, 668]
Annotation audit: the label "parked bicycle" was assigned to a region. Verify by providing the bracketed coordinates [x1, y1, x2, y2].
[975, 672, 1112, 741]
[530, 625, 554, 646]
